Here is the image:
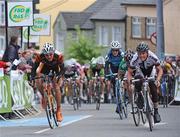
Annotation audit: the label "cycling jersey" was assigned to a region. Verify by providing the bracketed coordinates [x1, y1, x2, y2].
[90, 64, 104, 77]
[119, 58, 128, 72]
[33, 50, 64, 75]
[129, 50, 160, 77]
[105, 49, 123, 74]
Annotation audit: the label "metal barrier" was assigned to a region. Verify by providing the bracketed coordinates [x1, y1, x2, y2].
[0, 70, 39, 120]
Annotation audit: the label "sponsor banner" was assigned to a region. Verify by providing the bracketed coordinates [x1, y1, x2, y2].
[30, 14, 51, 36]
[0, 76, 12, 113]
[174, 76, 180, 101]
[23, 27, 39, 43]
[8, 2, 33, 27]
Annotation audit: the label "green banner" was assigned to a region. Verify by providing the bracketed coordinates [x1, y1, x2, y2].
[0, 76, 12, 113]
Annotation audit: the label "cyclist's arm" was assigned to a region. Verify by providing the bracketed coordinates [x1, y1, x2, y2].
[155, 64, 163, 82]
[36, 62, 44, 75]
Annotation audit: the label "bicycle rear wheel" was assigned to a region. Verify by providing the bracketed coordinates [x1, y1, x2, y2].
[131, 92, 140, 126]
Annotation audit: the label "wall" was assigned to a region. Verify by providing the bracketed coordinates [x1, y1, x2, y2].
[36, 0, 95, 50]
[164, 0, 180, 55]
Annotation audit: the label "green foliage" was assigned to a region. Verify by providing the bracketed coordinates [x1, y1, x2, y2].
[67, 26, 101, 64]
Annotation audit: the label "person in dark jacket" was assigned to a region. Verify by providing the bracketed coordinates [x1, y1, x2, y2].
[2, 36, 20, 63]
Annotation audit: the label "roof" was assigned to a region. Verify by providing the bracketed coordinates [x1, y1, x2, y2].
[55, 0, 126, 30]
[84, 0, 110, 13]
[121, 0, 156, 6]
[61, 12, 93, 30]
[90, 0, 126, 21]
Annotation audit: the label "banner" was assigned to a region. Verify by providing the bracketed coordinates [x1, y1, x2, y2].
[23, 27, 39, 43]
[30, 14, 51, 36]
[8, 2, 33, 27]
[174, 76, 180, 101]
[0, 76, 12, 113]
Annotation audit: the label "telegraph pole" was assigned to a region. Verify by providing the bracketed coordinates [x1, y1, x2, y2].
[156, 0, 165, 60]
[5, 0, 8, 48]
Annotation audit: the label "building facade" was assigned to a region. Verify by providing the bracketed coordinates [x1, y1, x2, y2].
[122, 0, 156, 52]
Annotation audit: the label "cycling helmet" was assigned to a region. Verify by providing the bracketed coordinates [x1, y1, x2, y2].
[136, 42, 149, 52]
[96, 56, 105, 65]
[124, 49, 134, 61]
[110, 41, 121, 49]
[42, 42, 55, 54]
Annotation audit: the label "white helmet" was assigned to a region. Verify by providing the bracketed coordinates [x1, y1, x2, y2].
[96, 56, 105, 65]
[110, 41, 121, 49]
[42, 42, 55, 54]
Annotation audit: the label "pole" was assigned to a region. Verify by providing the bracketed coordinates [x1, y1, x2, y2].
[5, 0, 8, 48]
[156, 0, 165, 60]
[27, 26, 30, 49]
[21, 27, 23, 48]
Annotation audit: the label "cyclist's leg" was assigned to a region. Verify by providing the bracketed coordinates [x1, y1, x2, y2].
[134, 76, 143, 109]
[54, 78, 63, 122]
[149, 81, 161, 123]
[100, 78, 105, 102]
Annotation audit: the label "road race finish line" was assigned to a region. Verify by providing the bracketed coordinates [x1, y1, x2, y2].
[0, 115, 92, 128]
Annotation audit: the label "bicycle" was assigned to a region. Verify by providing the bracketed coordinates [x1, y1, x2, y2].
[92, 72, 102, 110]
[106, 73, 128, 119]
[131, 76, 155, 131]
[71, 72, 81, 111]
[34, 71, 60, 129]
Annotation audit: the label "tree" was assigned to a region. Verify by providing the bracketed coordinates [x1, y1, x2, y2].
[67, 26, 101, 64]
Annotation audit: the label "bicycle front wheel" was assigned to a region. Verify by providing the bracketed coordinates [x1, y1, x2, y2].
[45, 94, 56, 129]
[146, 93, 153, 131]
[115, 86, 123, 120]
[131, 92, 140, 126]
[95, 84, 101, 110]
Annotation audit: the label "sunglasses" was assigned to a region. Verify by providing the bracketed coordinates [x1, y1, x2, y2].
[112, 49, 119, 52]
[45, 53, 53, 57]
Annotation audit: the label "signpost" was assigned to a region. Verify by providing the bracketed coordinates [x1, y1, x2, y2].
[30, 14, 51, 36]
[7, 2, 33, 27]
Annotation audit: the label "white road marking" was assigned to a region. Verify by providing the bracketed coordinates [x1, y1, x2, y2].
[34, 115, 93, 134]
[144, 122, 167, 127]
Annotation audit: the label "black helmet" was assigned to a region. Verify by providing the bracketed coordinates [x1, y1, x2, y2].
[136, 42, 149, 52]
[124, 49, 134, 61]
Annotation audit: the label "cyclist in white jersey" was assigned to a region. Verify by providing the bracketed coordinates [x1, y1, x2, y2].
[127, 42, 163, 123]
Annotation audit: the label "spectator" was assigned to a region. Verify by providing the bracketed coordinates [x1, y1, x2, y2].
[0, 61, 11, 72]
[2, 36, 20, 63]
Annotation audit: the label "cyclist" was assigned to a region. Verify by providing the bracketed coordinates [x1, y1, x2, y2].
[127, 42, 163, 123]
[33, 42, 64, 122]
[118, 49, 135, 102]
[105, 41, 124, 101]
[89, 56, 105, 102]
[64, 58, 86, 100]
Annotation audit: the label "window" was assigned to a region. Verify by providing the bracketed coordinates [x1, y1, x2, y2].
[112, 26, 121, 42]
[99, 26, 108, 46]
[146, 17, 156, 38]
[132, 17, 141, 38]
[0, 1, 5, 26]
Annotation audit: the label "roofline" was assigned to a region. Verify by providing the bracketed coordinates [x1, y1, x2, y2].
[67, 28, 94, 31]
[90, 18, 126, 22]
[121, 3, 156, 6]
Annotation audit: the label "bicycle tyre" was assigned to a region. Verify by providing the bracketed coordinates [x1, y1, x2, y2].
[140, 110, 146, 124]
[131, 92, 140, 126]
[45, 93, 55, 129]
[51, 94, 59, 127]
[96, 83, 101, 110]
[122, 90, 128, 118]
[146, 94, 153, 131]
[115, 84, 123, 120]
